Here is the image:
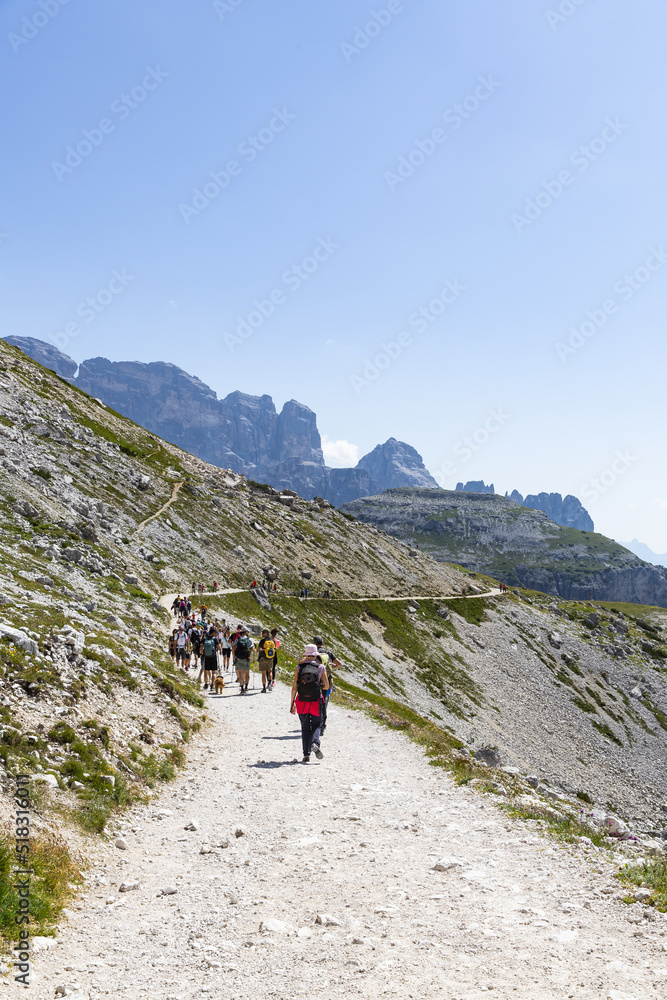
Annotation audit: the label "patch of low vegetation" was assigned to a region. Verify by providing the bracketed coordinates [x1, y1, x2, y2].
[616, 858, 667, 912]
[0, 827, 84, 943]
[500, 801, 610, 848]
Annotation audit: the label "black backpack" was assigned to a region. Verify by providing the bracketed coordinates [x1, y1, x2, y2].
[297, 661, 321, 701]
[236, 635, 253, 658]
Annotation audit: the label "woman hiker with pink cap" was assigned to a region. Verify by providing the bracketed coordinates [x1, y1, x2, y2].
[290, 643, 329, 763]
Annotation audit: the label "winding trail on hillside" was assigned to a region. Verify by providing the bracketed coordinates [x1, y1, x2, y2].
[162, 586, 504, 605]
[134, 481, 182, 534]
[35, 669, 667, 999]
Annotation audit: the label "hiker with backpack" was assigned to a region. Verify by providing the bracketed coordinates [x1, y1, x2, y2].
[257, 629, 276, 693]
[233, 627, 254, 694]
[202, 627, 220, 691]
[219, 624, 232, 672]
[269, 627, 280, 688]
[290, 643, 328, 763]
[312, 635, 341, 735]
[175, 624, 189, 670]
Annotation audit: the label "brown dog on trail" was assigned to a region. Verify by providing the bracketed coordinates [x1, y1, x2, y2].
[213, 676, 225, 694]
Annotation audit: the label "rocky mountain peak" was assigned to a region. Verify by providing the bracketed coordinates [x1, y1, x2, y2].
[356, 437, 438, 490]
[508, 490, 594, 532]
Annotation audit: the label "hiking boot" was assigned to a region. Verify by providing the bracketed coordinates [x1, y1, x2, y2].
[203, 684, 208, 690]
[262, 686, 266, 693]
[302, 755, 310, 763]
[313, 744, 324, 760]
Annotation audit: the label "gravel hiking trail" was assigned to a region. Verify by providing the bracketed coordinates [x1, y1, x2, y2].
[26, 675, 667, 1000]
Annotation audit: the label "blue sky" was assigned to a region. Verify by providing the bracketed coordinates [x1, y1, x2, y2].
[2, 0, 666, 548]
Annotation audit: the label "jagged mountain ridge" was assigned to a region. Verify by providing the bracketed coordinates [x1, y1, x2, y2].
[507, 488, 594, 532]
[4, 338, 434, 506]
[456, 480, 594, 532]
[341, 487, 667, 607]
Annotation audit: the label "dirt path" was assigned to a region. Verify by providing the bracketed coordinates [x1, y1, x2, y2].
[161, 587, 504, 608]
[28, 672, 667, 1000]
[134, 481, 182, 534]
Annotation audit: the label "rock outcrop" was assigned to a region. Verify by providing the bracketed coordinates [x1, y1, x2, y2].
[456, 480, 495, 494]
[508, 489, 594, 532]
[341, 487, 667, 607]
[5, 336, 78, 379]
[356, 437, 438, 490]
[5, 340, 439, 506]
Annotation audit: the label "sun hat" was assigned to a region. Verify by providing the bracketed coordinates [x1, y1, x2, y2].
[304, 643, 318, 657]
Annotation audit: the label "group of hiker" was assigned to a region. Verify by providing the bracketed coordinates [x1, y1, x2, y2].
[168, 594, 341, 761]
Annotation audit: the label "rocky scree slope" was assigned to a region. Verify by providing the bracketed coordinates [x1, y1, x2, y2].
[5, 337, 435, 506]
[207, 584, 667, 838]
[342, 487, 667, 607]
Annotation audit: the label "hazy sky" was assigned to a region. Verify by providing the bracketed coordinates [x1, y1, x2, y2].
[2, 0, 666, 548]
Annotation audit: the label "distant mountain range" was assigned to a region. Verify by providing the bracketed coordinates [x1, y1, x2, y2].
[342, 488, 667, 607]
[5, 337, 437, 506]
[4, 338, 596, 528]
[622, 539, 667, 569]
[455, 480, 594, 532]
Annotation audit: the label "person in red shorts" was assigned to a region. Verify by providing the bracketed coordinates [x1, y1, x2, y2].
[290, 643, 328, 763]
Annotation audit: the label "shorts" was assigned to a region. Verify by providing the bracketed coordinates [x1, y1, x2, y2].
[203, 656, 217, 672]
[235, 658, 250, 671]
[258, 658, 272, 672]
[176, 647, 188, 660]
